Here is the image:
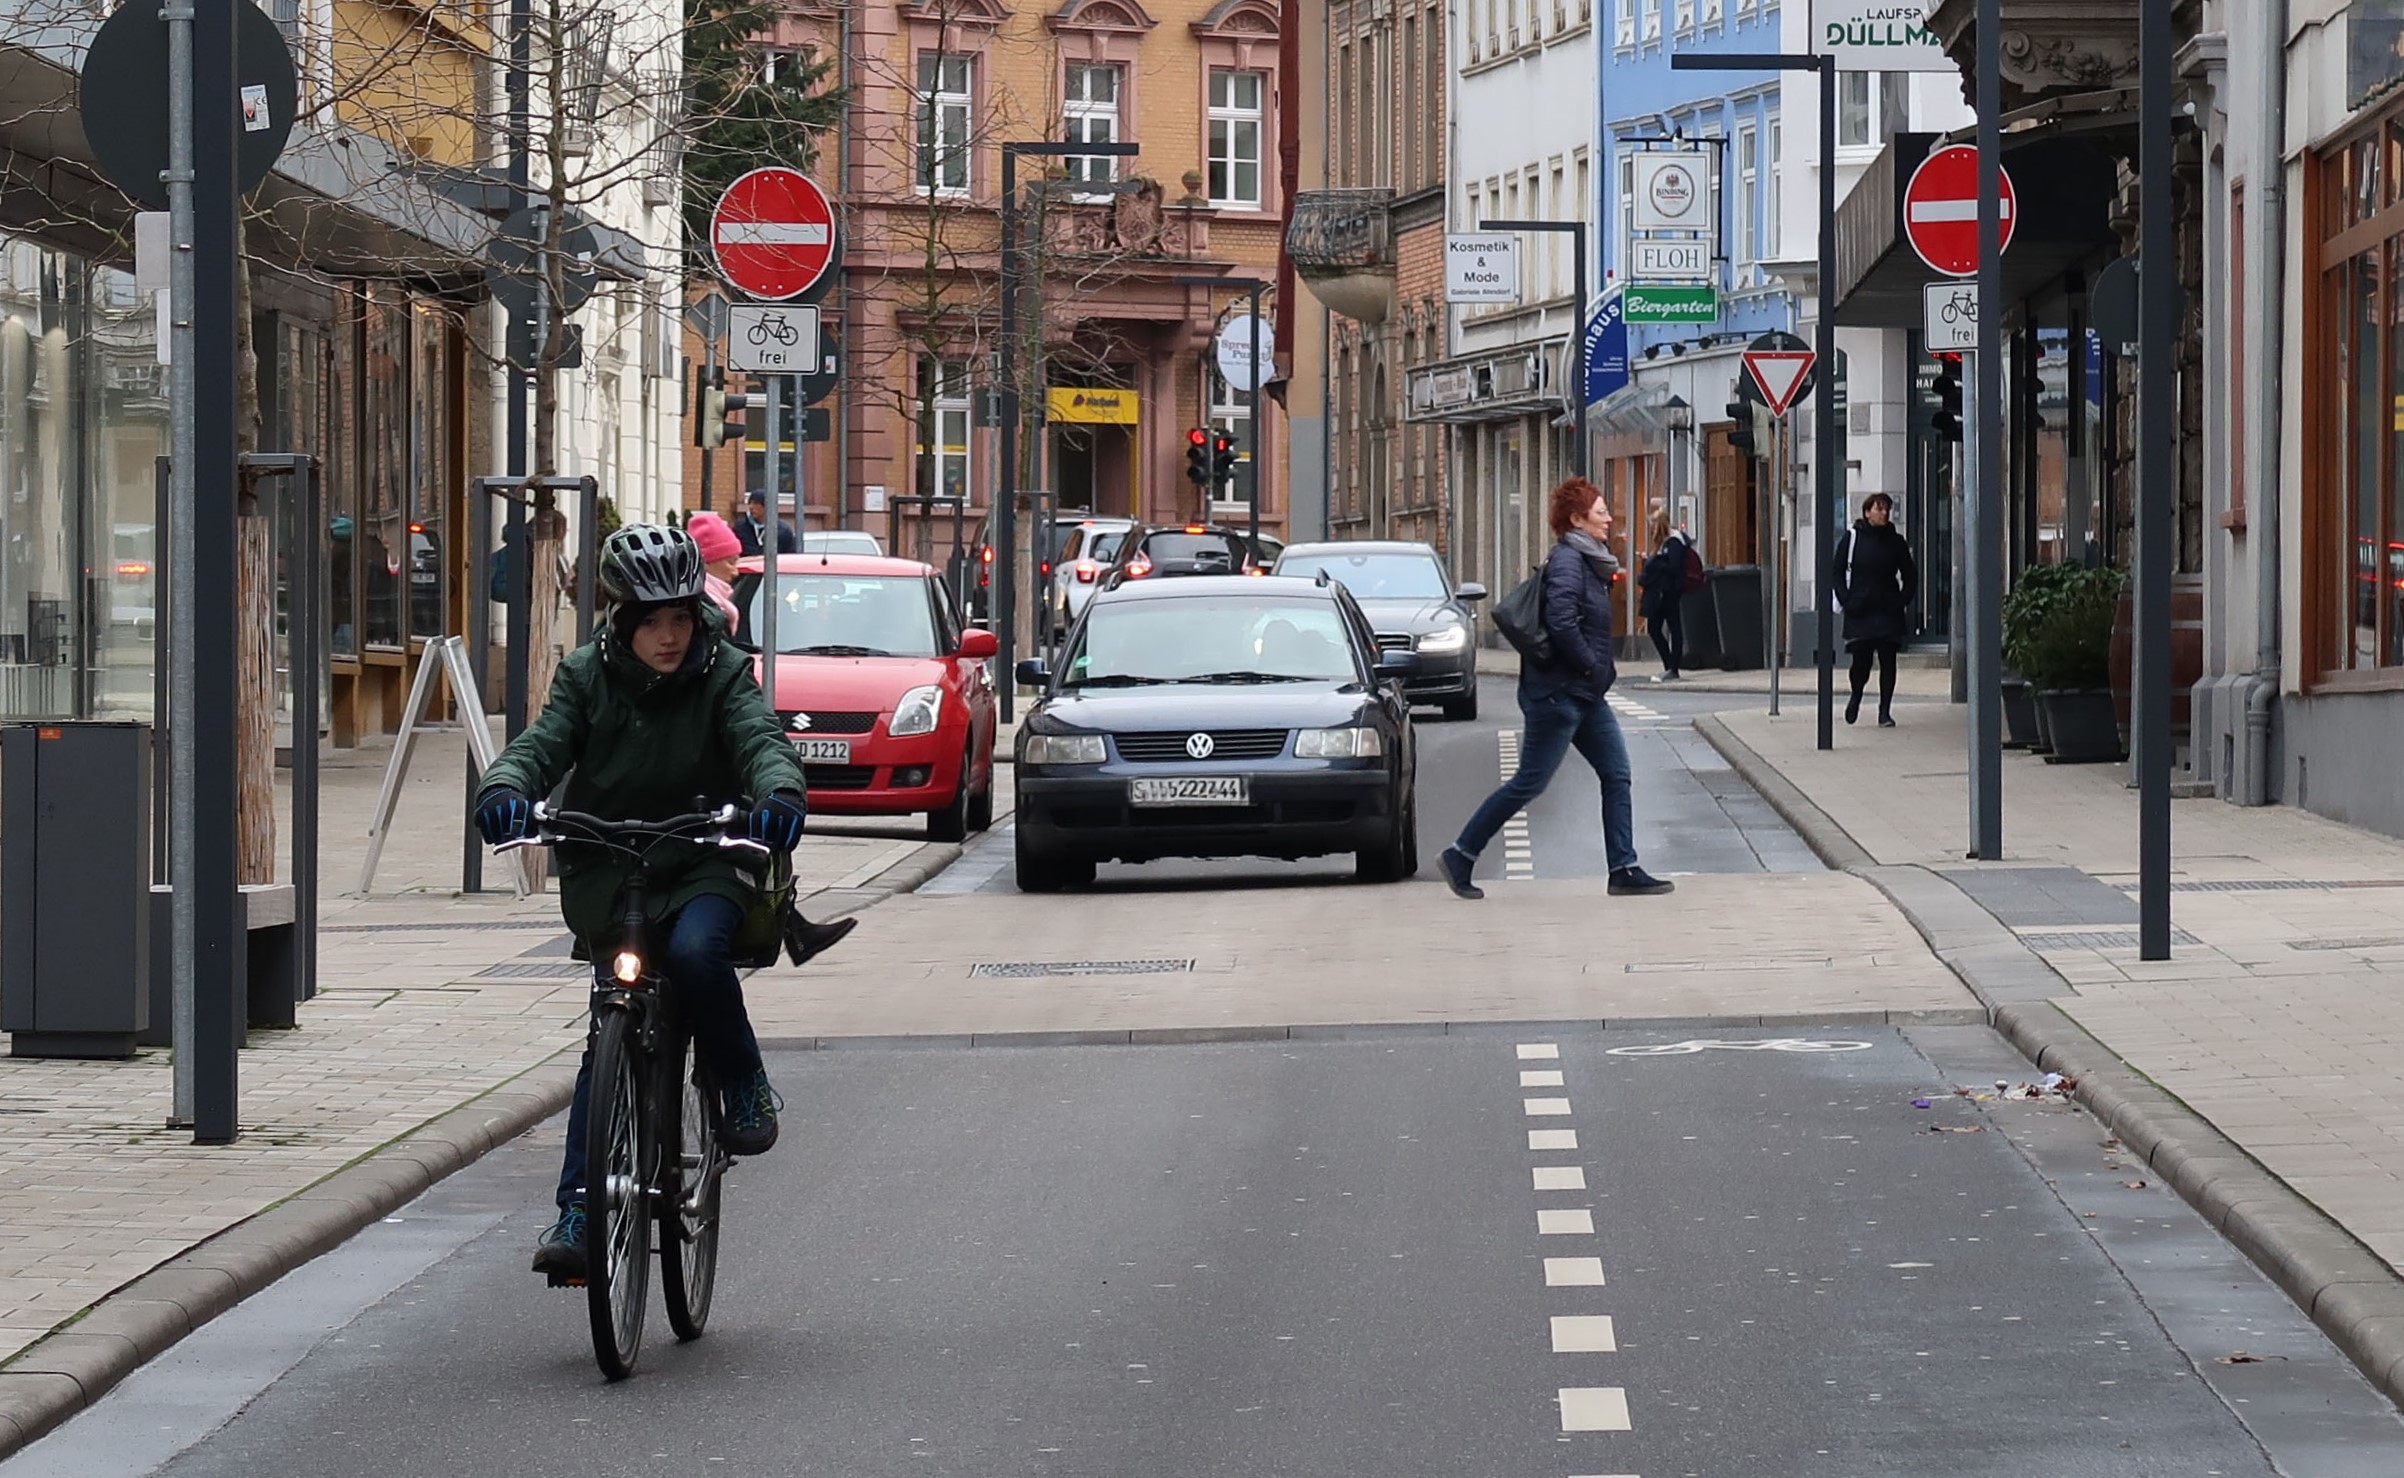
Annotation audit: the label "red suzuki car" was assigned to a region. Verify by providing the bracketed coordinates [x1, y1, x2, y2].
[731, 554, 1000, 841]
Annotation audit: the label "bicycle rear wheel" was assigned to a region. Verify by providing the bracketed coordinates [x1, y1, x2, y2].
[582, 1009, 652, 1380]
[659, 1034, 724, 1341]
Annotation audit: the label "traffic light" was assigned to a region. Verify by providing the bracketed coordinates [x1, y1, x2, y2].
[696, 365, 760, 450]
[1211, 431, 1238, 490]
[1931, 356, 1963, 443]
[1185, 427, 1211, 485]
[1726, 399, 1755, 457]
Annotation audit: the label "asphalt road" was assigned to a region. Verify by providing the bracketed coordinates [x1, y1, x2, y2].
[930, 674, 1819, 897]
[17, 1027, 2402, 1478]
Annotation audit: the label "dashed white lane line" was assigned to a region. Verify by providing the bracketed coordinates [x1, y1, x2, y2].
[1545, 1256, 1607, 1286]
[1537, 1208, 1595, 1235]
[1524, 1097, 1573, 1116]
[1520, 1069, 1566, 1088]
[1551, 1315, 1619, 1353]
[1558, 1386, 1634, 1432]
[1532, 1165, 1587, 1191]
[1528, 1128, 1578, 1150]
[1517, 1043, 1561, 1059]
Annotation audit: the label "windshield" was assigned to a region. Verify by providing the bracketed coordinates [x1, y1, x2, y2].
[1140, 532, 1244, 570]
[1276, 551, 1449, 600]
[746, 573, 940, 657]
[1064, 597, 1360, 685]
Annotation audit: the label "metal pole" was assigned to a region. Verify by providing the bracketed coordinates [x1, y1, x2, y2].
[464, 485, 490, 893]
[997, 148, 1021, 720]
[189, 0, 240, 1143]
[504, 495, 529, 738]
[1769, 414, 1784, 716]
[163, 0, 197, 1128]
[1572, 224, 1588, 479]
[576, 478, 598, 646]
[1247, 279, 1263, 548]
[1971, 0, 2005, 858]
[294, 460, 322, 1003]
[1813, 56, 1838, 753]
[762, 378, 782, 715]
[2136, 0, 2173, 954]
[506, 0, 530, 719]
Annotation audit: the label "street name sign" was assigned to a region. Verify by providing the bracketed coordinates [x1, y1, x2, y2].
[1925, 280, 1978, 353]
[1623, 282, 1719, 324]
[1904, 144, 2017, 278]
[1744, 348, 1817, 417]
[1812, 0, 1955, 72]
[1633, 238, 1711, 279]
[1446, 234, 1519, 302]
[711, 168, 837, 301]
[727, 304, 821, 374]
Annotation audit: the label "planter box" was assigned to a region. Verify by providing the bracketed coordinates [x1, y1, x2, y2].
[2002, 675, 2040, 749]
[2037, 688, 2124, 764]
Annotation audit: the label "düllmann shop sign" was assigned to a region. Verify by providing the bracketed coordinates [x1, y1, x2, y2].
[1811, 1, 1953, 72]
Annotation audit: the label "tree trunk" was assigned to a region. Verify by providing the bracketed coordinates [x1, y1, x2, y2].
[234, 258, 275, 886]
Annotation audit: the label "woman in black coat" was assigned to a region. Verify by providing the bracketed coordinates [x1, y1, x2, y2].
[1835, 492, 1917, 727]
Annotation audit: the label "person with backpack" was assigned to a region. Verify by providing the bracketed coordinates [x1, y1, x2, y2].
[1440, 478, 1676, 902]
[1835, 491, 1919, 727]
[1636, 505, 1703, 682]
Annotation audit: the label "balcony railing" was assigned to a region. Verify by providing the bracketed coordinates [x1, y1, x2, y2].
[1285, 188, 1395, 275]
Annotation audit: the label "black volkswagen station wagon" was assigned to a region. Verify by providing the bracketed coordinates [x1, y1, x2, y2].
[1011, 575, 1420, 891]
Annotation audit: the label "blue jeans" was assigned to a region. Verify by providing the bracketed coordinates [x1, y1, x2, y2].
[556, 892, 763, 1211]
[1454, 688, 1639, 874]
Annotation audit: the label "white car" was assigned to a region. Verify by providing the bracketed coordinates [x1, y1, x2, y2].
[1050, 518, 1137, 635]
[801, 529, 884, 556]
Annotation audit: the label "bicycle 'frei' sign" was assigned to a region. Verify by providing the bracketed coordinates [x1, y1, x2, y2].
[710, 167, 836, 301]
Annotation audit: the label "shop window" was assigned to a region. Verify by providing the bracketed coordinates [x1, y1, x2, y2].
[2316, 125, 2404, 675]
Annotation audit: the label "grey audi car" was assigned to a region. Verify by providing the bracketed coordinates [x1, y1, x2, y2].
[1271, 541, 1485, 720]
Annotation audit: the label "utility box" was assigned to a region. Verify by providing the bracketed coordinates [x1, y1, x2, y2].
[1709, 565, 1766, 670]
[2, 722, 152, 1058]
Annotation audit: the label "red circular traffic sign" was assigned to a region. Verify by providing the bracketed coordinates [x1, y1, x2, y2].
[710, 167, 836, 301]
[1903, 144, 2016, 278]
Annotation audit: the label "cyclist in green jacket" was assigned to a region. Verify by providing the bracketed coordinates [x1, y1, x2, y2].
[474, 524, 809, 1280]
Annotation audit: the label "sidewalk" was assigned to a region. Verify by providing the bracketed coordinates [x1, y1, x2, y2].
[0, 720, 969, 1453]
[1701, 695, 2404, 1407]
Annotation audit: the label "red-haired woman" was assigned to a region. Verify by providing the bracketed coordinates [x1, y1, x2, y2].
[1439, 478, 1674, 900]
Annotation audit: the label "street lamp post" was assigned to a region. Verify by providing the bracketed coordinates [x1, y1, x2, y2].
[1174, 274, 1269, 547]
[1476, 218, 1588, 479]
[998, 140, 1138, 722]
[1671, 49, 1840, 752]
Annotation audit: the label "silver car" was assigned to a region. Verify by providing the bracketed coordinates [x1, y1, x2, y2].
[1272, 541, 1487, 720]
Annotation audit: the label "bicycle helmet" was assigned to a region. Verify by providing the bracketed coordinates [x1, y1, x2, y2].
[598, 524, 705, 605]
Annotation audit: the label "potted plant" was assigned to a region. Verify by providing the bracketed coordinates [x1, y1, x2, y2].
[2000, 564, 2072, 750]
[2014, 564, 2126, 763]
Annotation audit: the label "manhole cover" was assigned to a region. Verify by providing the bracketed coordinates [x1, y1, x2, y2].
[2016, 929, 2199, 951]
[969, 959, 1195, 979]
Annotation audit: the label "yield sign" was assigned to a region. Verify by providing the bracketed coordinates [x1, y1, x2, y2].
[1743, 350, 1816, 418]
[1903, 143, 2017, 278]
[711, 167, 836, 301]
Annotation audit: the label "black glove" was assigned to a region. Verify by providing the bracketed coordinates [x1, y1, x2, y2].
[748, 790, 807, 853]
[474, 786, 533, 847]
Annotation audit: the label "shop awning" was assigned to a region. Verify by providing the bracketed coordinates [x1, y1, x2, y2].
[1832, 129, 2125, 328]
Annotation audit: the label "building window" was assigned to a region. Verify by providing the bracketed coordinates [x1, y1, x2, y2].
[916, 357, 971, 502]
[1209, 69, 1265, 207]
[1209, 365, 1254, 512]
[2313, 127, 2404, 675]
[1767, 117, 1781, 259]
[1735, 122, 1758, 271]
[916, 54, 972, 195]
[1402, 15, 1417, 186]
[1063, 63, 1122, 189]
[1838, 70, 1881, 150]
[1617, 151, 1635, 277]
[1614, 0, 1633, 49]
[1641, 0, 1660, 43]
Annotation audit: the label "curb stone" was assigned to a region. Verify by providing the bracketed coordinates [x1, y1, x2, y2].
[1698, 709, 2404, 1413]
[0, 1057, 579, 1463]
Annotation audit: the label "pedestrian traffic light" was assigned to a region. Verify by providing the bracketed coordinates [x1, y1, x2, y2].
[1185, 427, 1211, 485]
[1726, 399, 1755, 457]
[1931, 356, 1964, 443]
[696, 365, 760, 450]
[1210, 431, 1238, 489]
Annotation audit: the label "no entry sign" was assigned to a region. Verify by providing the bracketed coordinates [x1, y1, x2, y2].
[1903, 144, 2016, 278]
[711, 167, 836, 301]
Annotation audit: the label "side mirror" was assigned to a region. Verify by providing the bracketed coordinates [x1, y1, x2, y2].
[958, 628, 1000, 660]
[1014, 658, 1050, 688]
[1455, 582, 1488, 603]
[1374, 650, 1418, 679]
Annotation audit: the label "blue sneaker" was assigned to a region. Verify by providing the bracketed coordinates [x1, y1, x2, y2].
[532, 1202, 587, 1280]
[722, 1069, 782, 1157]
[1439, 846, 1484, 901]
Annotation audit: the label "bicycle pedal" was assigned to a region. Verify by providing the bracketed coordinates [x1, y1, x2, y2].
[546, 1273, 587, 1289]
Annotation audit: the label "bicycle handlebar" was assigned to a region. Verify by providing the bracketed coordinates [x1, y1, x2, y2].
[494, 802, 772, 857]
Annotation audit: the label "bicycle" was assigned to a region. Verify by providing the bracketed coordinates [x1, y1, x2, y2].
[746, 313, 799, 347]
[497, 802, 773, 1380]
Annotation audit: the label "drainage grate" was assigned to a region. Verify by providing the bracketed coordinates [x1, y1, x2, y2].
[2017, 929, 2199, 951]
[324, 920, 561, 933]
[2288, 935, 2404, 952]
[2148, 879, 2404, 893]
[969, 959, 1195, 979]
[471, 962, 593, 979]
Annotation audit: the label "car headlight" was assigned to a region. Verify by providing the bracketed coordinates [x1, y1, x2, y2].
[889, 684, 944, 737]
[1024, 732, 1107, 765]
[1295, 726, 1384, 758]
[1416, 623, 1468, 654]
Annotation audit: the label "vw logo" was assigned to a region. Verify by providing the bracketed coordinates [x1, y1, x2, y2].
[1185, 732, 1215, 759]
[787, 712, 813, 732]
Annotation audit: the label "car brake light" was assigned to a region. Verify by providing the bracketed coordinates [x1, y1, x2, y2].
[1183, 525, 1207, 535]
[1075, 560, 1098, 583]
[1128, 559, 1152, 578]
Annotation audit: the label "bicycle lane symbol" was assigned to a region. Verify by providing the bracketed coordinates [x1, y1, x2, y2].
[1601, 1038, 1876, 1057]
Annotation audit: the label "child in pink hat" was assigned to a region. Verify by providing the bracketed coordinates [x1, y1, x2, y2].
[686, 511, 744, 627]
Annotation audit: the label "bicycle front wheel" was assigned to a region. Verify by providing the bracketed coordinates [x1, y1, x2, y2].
[658, 1034, 724, 1341]
[583, 1009, 653, 1380]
